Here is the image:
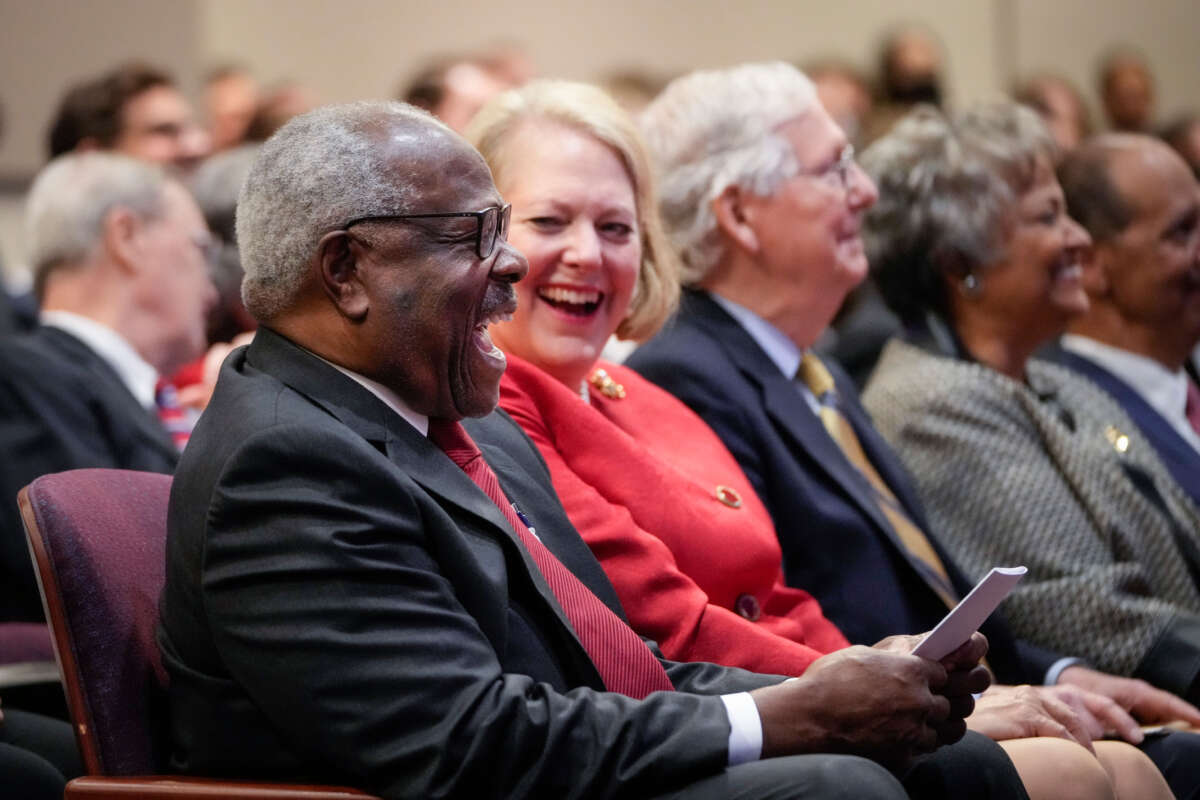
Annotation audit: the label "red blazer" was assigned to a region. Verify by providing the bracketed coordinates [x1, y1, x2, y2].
[499, 354, 849, 677]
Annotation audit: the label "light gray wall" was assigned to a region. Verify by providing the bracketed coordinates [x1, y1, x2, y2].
[1, 0, 1196, 284]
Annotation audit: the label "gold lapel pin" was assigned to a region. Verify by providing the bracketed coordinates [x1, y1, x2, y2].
[1104, 425, 1130, 454]
[715, 485, 743, 508]
[589, 368, 626, 400]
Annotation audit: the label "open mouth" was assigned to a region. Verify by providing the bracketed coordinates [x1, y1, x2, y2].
[1051, 253, 1083, 282]
[537, 286, 604, 317]
[473, 294, 515, 357]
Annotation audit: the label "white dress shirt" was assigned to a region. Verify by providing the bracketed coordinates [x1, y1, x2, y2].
[40, 310, 158, 409]
[1061, 334, 1200, 455]
[322, 355, 764, 765]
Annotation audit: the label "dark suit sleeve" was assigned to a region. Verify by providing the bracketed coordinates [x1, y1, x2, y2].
[0, 360, 134, 621]
[199, 422, 738, 800]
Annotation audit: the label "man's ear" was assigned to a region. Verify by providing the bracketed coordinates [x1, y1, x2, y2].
[1082, 243, 1112, 296]
[100, 206, 144, 275]
[711, 184, 760, 256]
[315, 230, 369, 321]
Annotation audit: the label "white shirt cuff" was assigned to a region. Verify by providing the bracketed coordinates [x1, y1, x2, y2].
[720, 691, 763, 766]
[1045, 657, 1086, 685]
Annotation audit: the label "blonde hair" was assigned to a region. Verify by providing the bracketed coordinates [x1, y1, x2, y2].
[465, 79, 679, 342]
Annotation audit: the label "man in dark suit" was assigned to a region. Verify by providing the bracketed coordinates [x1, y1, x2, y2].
[630, 62, 1200, 795]
[158, 100, 1030, 800]
[0, 152, 216, 623]
[47, 62, 210, 174]
[1047, 133, 1200, 508]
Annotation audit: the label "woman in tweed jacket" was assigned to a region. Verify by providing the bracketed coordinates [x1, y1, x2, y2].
[859, 102, 1200, 702]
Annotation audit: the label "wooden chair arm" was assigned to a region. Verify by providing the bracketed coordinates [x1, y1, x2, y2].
[65, 776, 378, 799]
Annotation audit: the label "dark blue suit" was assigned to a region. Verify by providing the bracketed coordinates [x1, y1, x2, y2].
[1040, 342, 1200, 509]
[629, 290, 1057, 684]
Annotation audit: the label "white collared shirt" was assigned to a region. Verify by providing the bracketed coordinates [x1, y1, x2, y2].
[40, 310, 159, 409]
[321, 359, 429, 437]
[709, 292, 822, 415]
[1061, 334, 1200, 455]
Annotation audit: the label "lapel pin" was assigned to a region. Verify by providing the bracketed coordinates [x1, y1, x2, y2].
[715, 485, 743, 508]
[589, 368, 626, 400]
[1104, 425, 1130, 454]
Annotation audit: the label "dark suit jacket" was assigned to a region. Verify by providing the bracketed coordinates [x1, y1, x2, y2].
[158, 327, 777, 800]
[629, 290, 1057, 685]
[1041, 342, 1200, 509]
[0, 325, 177, 622]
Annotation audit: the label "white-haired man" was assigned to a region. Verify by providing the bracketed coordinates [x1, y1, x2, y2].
[0, 153, 216, 624]
[157, 100, 1034, 800]
[630, 62, 1200, 797]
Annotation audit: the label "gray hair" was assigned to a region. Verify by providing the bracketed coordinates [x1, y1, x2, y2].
[25, 152, 168, 297]
[640, 62, 818, 285]
[860, 102, 1056, 324]
[237, 101, 448, 321]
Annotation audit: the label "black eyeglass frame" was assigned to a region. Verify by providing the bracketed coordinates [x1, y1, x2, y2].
[342, 204, 512, 260]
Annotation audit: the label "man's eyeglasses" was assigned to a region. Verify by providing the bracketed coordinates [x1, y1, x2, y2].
[343, 204, 512, 260]
[798, 144, 856, 190]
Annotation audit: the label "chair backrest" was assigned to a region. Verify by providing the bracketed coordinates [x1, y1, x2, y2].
[19, 468, 174, 777]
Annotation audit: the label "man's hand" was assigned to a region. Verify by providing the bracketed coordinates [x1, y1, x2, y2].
[1058, 665, 1200, 729]
[750, 634, 987, 768]
[966, 684, 1104, 751]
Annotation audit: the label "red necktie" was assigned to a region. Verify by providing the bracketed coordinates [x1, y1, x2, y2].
[1186, 379, 1200, 436]
[428, 419, 673, 699]
[154, 379, 192, 451]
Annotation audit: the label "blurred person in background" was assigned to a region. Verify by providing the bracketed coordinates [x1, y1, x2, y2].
[1160, 114, 1200, 180]
[0, 153, 216, 625]
[864, 24, 945, 144]
[1013, 73, 1093, 154]
[243, 80, 317, 142]
[805, 60, 873, 150]
[203, 65, 259, 152]
[173, 143, 261, 410]
[599, 68, 670, 116]
[47, 62, 210, 173]
[401, 54, 511, 133]
[1045, 133, 1200, 508]
[859, 104, 1200, 746]
[1098, 49, 1156, 133]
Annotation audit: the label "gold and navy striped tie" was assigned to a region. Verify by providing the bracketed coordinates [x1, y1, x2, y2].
[797, 353, 959, 611]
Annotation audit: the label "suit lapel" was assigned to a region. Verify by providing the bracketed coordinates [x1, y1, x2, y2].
[1042, 344, 1200, 507]
[682, 292, 954, 599]
[247, 328, 587, 649]
[40, 327, 179, 465]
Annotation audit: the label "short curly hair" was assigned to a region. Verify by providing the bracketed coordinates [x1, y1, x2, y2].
[861, 102, 1056, 325]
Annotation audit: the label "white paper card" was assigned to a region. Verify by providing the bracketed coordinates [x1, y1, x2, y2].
[911, 566, 1027, 661]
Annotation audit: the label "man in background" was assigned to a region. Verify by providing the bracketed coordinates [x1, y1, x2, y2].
[0, 153, 216, 624]
[47, 62, 210, 173]
[1049, 133, 1200, 508]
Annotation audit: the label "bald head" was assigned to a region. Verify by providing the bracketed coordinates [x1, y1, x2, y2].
[1060, 134, 1200, 367]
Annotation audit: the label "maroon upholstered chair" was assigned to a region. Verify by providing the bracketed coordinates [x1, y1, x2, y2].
[19, 469, 377, 799]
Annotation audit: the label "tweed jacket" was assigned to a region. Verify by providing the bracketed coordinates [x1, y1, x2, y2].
[863, 337, 1200, 698]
